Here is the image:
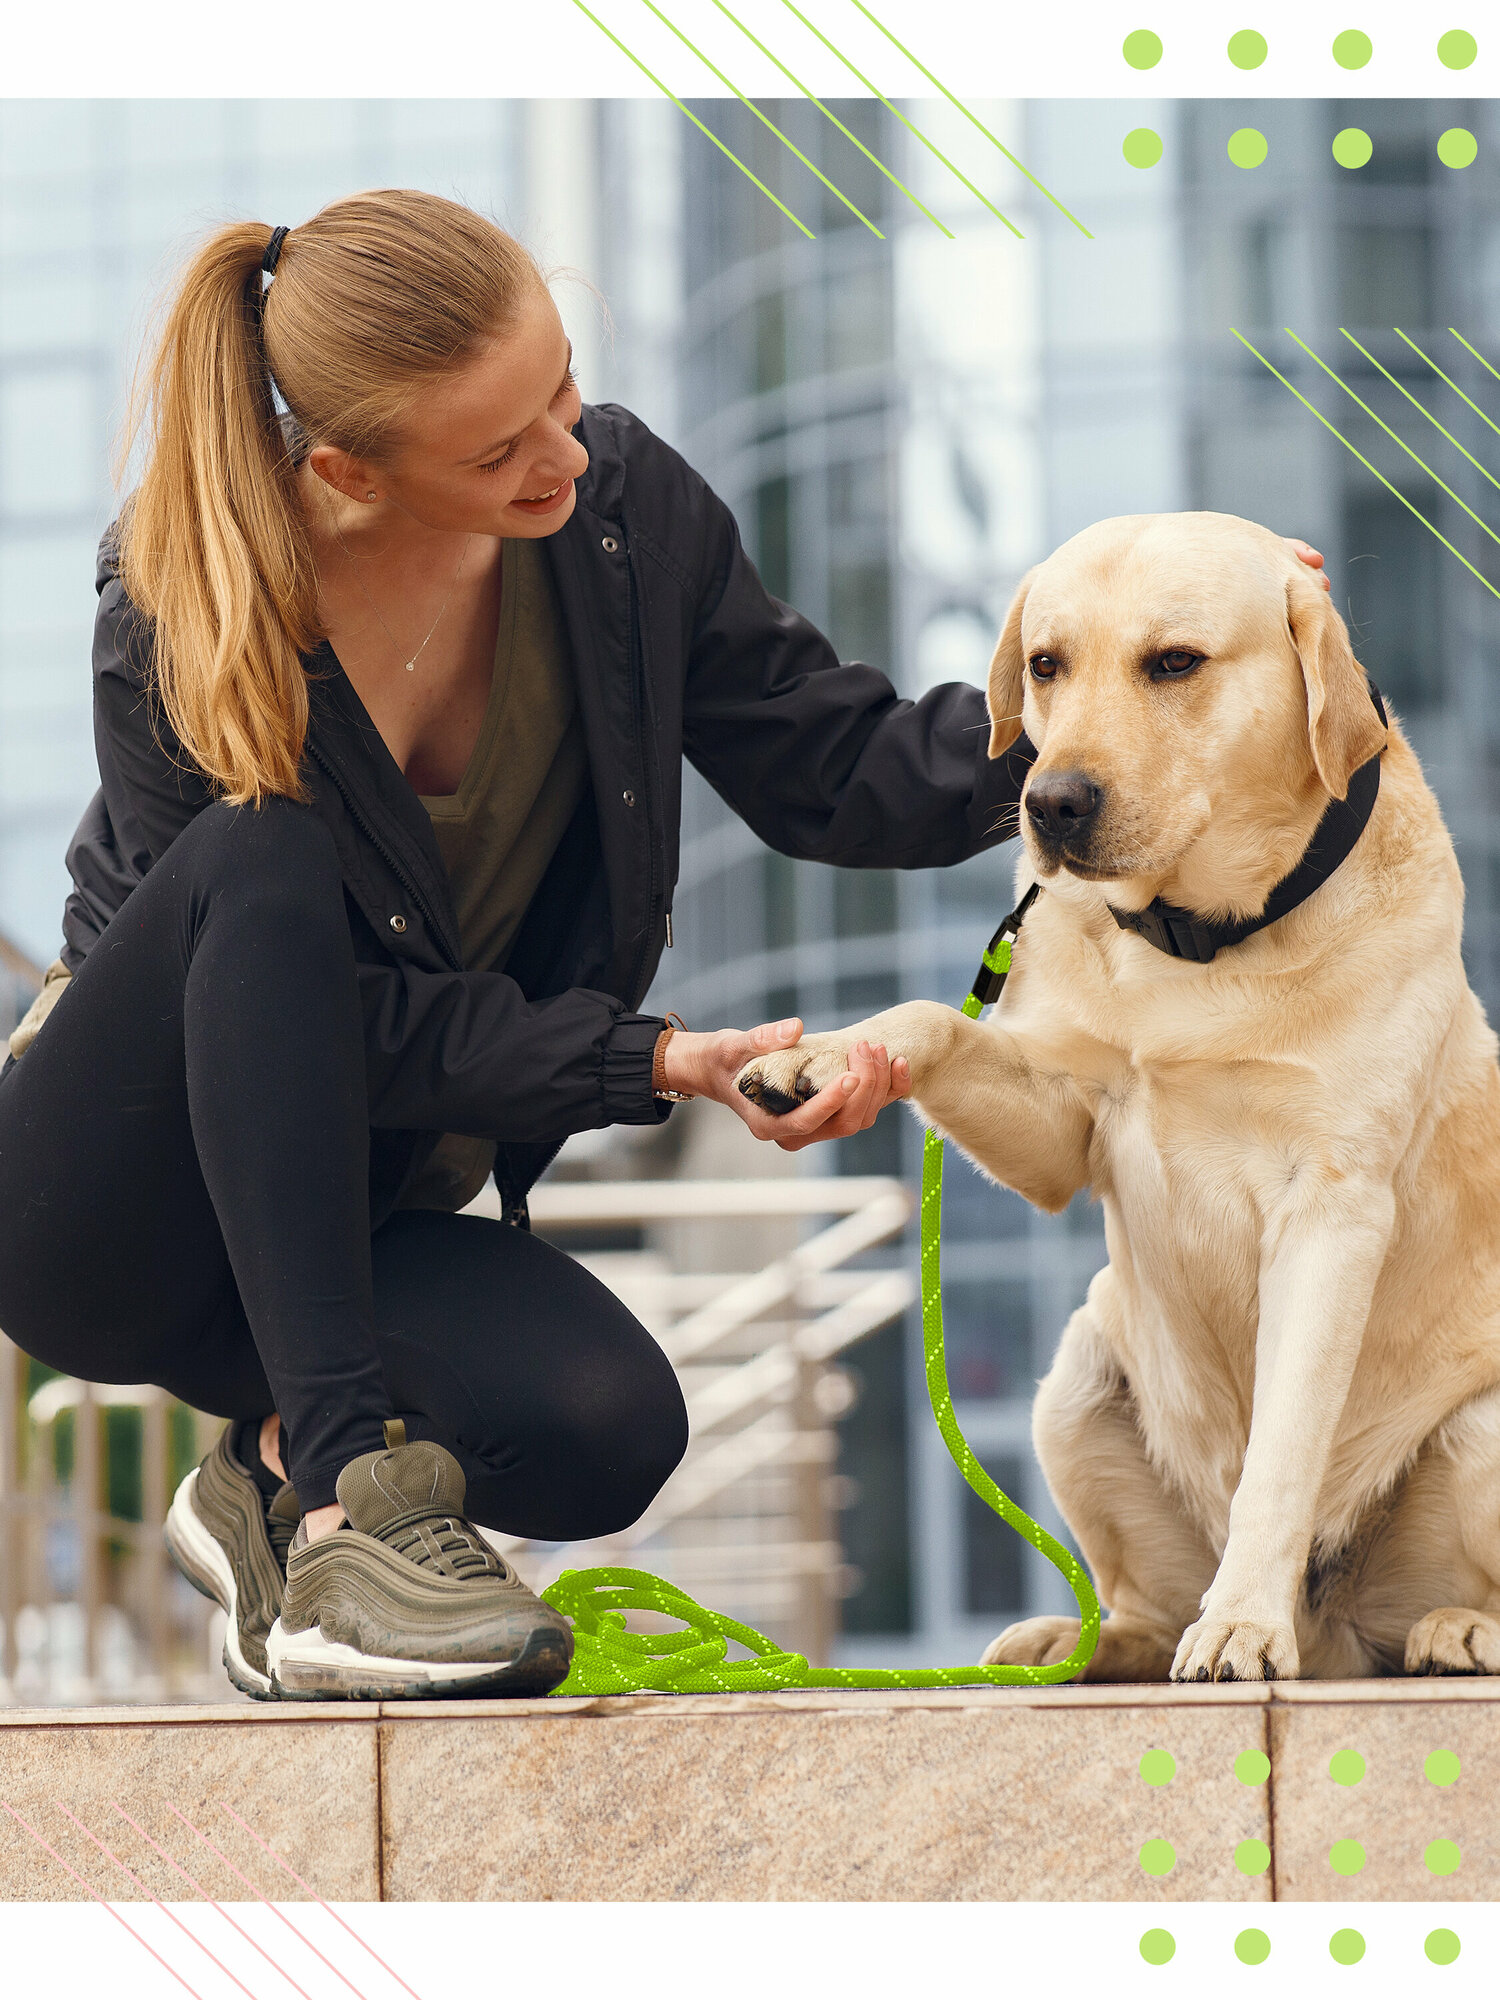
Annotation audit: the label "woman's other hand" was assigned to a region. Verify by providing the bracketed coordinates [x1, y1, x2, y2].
[1287, 538, 1331, 592]
[664, 1018, 911, 1152]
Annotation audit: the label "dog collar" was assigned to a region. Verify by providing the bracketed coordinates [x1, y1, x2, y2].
[1105, 681, 1388, 964]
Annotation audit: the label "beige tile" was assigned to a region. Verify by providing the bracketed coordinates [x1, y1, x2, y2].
[1271, 1702, 1500, 1900]
[377, 1682, 1272, 1723]
[1273, 1678, 1500, 1704]
[380, 1701, 1273, 1901]
[0, 1721, 379, 1902]
[0, 1702, 380, 1729]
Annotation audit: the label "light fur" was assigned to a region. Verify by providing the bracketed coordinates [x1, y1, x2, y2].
[740, 510, 1500, 1682]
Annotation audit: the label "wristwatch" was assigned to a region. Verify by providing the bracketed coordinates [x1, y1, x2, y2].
[652, 1012, 694, 1101]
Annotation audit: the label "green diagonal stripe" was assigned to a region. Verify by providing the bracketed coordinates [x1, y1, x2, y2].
[1399, 328, 1500, 444]
[848, 0, 1092, 237]
[1338, 330, 1500, 496]
[1449, 326, 1500, 400]
[571, 0, 815, 239]
[638, 0, 884, 236]
[1286, 327, 1500, 553]
[711, 0, 953, 237]
[1232, 328, 1500, 601]
[778, 0, 1024, 238]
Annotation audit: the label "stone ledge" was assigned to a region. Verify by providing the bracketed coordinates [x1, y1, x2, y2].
[0, 1682, 1492, 1901]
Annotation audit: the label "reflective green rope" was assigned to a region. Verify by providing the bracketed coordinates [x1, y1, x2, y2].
[541, 931, 1101, 1692]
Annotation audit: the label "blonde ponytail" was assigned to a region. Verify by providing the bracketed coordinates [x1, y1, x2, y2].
[116, 192, 545, 805]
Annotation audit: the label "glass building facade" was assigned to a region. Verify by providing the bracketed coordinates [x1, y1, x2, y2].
[1, 95, 1498, 1665]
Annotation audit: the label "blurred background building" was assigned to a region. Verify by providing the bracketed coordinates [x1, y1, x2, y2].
[1, 92, 1497, 1682]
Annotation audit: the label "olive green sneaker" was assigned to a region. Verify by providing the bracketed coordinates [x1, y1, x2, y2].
[163, 1423, 301, 1700]
[265, 1425, 573, 1700]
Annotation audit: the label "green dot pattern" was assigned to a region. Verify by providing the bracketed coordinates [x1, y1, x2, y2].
[1426, 1929, 1462, 1965]
[1139, 1748, 1175, 1786]
[1123, 128, 1164, 170]
[1425, 1838, 1462, 1876]
[1228, 30, 1268, 69]
[1235, 1928, 1271, 1965]
[1329, 1929, 1366, 1965]
[1333, 30, 1372, 69]
[1438, 30, 1477, 69]
[1139, 1838, 1176, 1876]
[1228, 128, 1268, 169]
[1329, 1749, 1366, 1785]
[1332, 128, 1373, 169]
[1236, 1748, 1271, 1785]
[1426, 1749, 1461, 1787]
[1235, 1838, 1272, 1876]
[1139, 1928, 1175, 1965]
[1438, 128, 1478, 169]
[1329, 1838, 1366, 1876]
[1123, 29, 1163, 70]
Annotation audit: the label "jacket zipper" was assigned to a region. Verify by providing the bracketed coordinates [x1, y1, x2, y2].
[623, 535, 664, 1005]
[312, 739, 557, 1228]
[307, 742, 462, 973]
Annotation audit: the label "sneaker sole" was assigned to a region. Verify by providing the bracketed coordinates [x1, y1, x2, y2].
[265, 1615, 573, 1701]
[163, 1469, 277, 1701]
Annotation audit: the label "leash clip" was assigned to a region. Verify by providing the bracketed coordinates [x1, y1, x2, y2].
[968, 881, 1041, 1010]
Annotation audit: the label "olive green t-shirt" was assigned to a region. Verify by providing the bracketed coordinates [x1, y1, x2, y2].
[401, 536, 589, 1212]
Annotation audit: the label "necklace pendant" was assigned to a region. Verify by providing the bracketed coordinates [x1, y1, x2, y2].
[404, 661, 416, 673]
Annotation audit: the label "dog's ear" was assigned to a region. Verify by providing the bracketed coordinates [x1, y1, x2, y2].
[1286, 569, 1387, 799]
[986, 567, 1037, 758]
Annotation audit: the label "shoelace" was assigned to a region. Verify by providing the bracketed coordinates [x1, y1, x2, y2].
[376, 1512, 507, 1581]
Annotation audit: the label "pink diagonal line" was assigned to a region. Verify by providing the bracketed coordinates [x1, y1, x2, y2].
[167, 1802, 370, 2000]
[112, 1802, 317, 2000]
[1, 1801, 205, 1999]
[54, 1802, 260, 2000]
[220, 1801, 424, 2000]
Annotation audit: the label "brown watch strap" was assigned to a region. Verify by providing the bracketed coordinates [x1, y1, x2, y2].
[652, 1013, 694, 1101]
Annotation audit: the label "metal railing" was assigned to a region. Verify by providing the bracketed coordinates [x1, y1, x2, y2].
[475, 1176, 915, 1666]
[0, 1351, 228, 1704]
[0, 1173, 912, 1702]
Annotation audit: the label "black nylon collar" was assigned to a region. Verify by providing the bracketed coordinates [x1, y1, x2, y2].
[1104, 681, 1388, 963]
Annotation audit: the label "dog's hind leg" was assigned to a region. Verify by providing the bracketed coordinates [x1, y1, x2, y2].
[982, 1294, 1217, 1682]
[1399, 1384, 1500, 1674]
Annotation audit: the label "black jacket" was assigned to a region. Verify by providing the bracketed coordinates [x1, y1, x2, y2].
[60, 402, 1030, 1222]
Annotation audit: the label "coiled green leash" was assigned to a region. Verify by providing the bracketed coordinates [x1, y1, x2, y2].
[540, 896, 1101, 1692]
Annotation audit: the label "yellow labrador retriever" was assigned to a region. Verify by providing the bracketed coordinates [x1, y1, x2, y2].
[739, 510, 1500, 1682]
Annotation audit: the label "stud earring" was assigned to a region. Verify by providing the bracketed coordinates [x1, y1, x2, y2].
[366, 490, 377, 501]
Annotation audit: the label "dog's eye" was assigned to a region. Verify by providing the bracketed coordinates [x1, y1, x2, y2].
[1154, 649, 1202, 679]
[1028, 655, 1058, 681]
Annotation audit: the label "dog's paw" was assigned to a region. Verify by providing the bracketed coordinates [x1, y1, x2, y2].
[736, 1035, 853, 1116]
[1405, 1607, 1500, 1675]
[981, 1615, 1083, 1670]
[1171, 1614, 1298, 1683]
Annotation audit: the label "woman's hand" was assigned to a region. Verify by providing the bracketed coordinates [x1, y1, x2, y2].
[663, 1018, 911, 1153]
[1287, 538, 1331, 592]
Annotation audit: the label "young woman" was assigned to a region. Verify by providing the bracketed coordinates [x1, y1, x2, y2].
[0, 190, 1329, 1702]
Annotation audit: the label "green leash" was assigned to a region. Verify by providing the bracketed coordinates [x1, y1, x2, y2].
[540, 904, 1101, 1693]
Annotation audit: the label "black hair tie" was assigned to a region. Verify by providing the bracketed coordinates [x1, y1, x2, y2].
[262, 225, 290, 277]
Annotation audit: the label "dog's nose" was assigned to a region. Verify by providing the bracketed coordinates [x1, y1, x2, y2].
[1025, 770, 1103, 847]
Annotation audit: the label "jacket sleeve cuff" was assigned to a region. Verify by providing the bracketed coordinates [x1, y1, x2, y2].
[601, 1012, 674, 1125]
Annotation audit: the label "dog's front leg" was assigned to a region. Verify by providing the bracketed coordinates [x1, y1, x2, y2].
[1172, 1184, 1397, 1682]
[737, 1000, 1093, 1213]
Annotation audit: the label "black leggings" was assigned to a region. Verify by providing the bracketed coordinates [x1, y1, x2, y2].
[0, 798, 687, 1524]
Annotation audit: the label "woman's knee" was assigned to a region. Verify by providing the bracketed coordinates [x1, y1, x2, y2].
[174, 799, 351, 968]
[177, 798, 342, 917]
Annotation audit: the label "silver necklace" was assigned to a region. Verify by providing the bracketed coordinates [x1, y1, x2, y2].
[332, 515, 473, 673]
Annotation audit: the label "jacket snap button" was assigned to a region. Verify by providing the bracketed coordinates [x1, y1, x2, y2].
[601, 535, 619, 553]
[622, 789, 636, 807]
[389, 913, 408, 934]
